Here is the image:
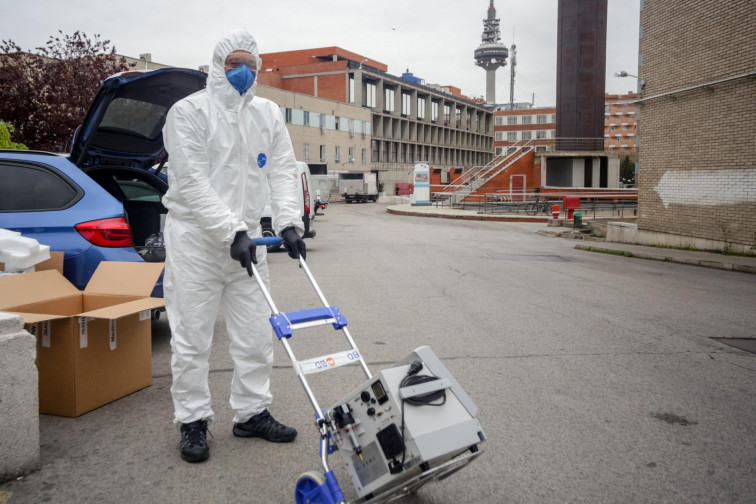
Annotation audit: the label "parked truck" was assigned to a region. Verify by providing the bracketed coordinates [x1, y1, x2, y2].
[338, 171, 378, 203]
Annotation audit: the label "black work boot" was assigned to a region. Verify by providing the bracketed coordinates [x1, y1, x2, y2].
[180, 419, 210, 463]
[233, 409, 297, 443]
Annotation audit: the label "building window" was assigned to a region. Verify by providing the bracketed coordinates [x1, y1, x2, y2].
[466, 111, 472, 129]
[431, 101, 439, 122]
[495, 147, 504, 155]
[521, 116, 532, 125]
[284, 108, 292, 123]
[495, 131, 504, 141]
[363, 121, 371, 136]
[324, 115, 335, 130]
[551, 114, 556, 122]
[340, 117, 350, 132]
[384, 88, 395, 112]
[319, 145, 326, 163]
[304, 143, 310, 162]
[551, 130, 556, 138]
[507, 131, 517, 141]
[507, 116, 517, 125]
[417, 97, 426, 119]
[537, 115, 547, 124]
[536, 130, 546, 139]
[455, 107, 461, 127]
[495, 116, 504, 126]
[402, 93, 411, 116]
[522, 131, 532, 140]
[291, 109, 305, 126]
[348, 146, 354, 163]
[361, 148, 367, 164]
[303, 111, 310, 126]
[348, 75, 355, 103]
[365, 82, 376, 107]
[443, 104, 450, 125]
[335, 146, 341, 163]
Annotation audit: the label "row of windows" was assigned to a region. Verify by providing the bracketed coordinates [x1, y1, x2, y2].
[302, 143, 368, 165]
[495, 130, 556, 141]
[495, 114, 557, 126]
[361, 80, 482, 128]
[604, 103, 634, 111]
[605, 112, 636, 118]
[608, 124, 636, 131]
[280, 107, 372, 136]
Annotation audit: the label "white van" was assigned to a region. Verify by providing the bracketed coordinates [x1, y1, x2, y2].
[260, 161, 316, 250]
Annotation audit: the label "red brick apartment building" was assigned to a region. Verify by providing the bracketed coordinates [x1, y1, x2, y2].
[493, 95, 638, 157]
[604, 92, 638, 155]
[493, 106, 557, 154]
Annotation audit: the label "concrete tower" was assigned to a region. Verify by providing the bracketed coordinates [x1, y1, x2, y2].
[474, 0, 508, 106]
[555, 0, 607, 151]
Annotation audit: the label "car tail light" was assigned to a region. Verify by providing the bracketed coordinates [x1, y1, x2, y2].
[305, 204, 311, 215]
[75, 218, 134, 247]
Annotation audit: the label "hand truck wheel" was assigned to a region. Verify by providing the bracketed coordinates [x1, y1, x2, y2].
[294, 470, 327, 504]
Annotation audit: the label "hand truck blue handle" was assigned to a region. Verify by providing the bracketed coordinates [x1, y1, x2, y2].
[253, 236, 282, 246]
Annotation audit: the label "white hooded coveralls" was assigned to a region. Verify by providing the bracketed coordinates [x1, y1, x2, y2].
[162, 30, 302, 425]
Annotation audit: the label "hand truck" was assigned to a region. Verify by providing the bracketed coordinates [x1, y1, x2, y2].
[251, 237, 485, 504]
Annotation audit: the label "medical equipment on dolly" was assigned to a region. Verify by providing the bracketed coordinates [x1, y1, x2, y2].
[251, 237, 486, 503]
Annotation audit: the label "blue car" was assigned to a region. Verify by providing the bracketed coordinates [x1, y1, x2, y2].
[0, 68, 207, 297]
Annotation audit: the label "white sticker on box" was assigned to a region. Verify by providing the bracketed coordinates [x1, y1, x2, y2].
[79, 317, 93, 348]
[139, 309, 151, 322]
[41, 321, 50, 348]
[109, 319, 117, 350]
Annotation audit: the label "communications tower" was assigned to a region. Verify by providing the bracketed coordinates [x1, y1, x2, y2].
[474, 0, 508, 106]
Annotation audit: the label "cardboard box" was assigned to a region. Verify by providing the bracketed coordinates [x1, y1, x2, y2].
[0, 261, 165, 417]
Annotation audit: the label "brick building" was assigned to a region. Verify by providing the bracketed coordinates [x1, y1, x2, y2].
[257, 47, 494, 188]
[493, 95, 638, 157]
[604, 92, 638, 156]
[493, 106, 557, 154]
[635, 0, 756, 250]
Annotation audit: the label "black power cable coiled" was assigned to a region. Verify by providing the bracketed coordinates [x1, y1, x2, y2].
[397, 361, 447, 469]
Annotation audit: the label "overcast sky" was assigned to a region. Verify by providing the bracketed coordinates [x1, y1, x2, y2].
[3, 0, 640, 106]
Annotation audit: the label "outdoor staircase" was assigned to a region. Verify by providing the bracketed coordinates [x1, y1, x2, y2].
[448, 141, 534, 206]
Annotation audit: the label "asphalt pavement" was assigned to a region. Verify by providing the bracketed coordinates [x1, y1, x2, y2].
[2, 201, 755, 504]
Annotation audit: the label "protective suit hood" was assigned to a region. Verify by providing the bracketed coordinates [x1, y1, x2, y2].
[207, 29, 262, 110]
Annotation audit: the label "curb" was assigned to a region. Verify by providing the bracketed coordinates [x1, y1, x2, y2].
[386, 208, 550, 223]
[574, 245, 756, 274]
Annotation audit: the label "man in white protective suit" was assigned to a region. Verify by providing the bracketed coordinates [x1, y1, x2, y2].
[162, 29, 306, 463]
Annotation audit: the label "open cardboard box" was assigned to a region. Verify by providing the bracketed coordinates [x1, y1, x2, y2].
[0, 261, 165, 417]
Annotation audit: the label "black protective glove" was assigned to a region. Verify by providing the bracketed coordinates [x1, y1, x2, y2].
[281, 226, 306, 260]
[230, 231, 257, 276]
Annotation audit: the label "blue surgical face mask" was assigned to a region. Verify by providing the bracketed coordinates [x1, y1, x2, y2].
[226, 65, 256, 95]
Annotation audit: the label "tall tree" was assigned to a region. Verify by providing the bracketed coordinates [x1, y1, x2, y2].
[620, 155, 636, 186]
[0, 31, 132, 151]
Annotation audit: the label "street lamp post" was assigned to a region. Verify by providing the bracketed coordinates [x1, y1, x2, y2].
[614, 70, 646, 93]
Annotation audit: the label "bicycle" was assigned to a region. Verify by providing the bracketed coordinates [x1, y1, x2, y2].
[525, 196, 552, 216]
